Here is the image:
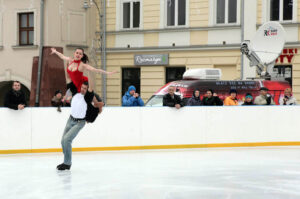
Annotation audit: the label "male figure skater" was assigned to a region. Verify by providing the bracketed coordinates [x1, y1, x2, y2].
[56, 78, 95, 171]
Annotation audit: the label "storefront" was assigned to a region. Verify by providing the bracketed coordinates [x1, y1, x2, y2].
[99, 48, 241, 106]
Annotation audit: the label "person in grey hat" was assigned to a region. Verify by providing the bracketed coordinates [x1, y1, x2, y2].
[254, 87, 275, 105]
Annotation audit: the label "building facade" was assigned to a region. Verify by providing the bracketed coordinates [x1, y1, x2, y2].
[94, 0, 300, 106]
[0, 0, 97, 105]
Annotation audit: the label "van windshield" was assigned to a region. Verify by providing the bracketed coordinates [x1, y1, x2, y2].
[145, 95, 163, 107]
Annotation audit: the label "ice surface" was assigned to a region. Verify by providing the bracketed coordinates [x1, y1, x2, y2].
[1, 147, 300, 199]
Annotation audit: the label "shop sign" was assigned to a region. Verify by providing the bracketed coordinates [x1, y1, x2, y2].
[276, 48, 298, 64]
[134, 54, 169, 65]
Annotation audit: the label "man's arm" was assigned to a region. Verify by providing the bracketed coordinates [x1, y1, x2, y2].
[122, 95, 135, 106]
[21, 92, 27, 106]
[4, 92, 19, 110]
[84, 72, 94, 103]
[176, 95, 184, 107]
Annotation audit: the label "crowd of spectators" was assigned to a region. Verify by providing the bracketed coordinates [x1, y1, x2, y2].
[3, 82, 298, 111]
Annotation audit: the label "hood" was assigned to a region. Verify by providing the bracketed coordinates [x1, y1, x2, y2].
[192, 89, 201, 99]
[125, 85, 136, 96]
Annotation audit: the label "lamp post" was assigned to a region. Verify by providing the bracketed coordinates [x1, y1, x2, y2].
[84, 0, 107, 103]
[240, 0, 245, 80]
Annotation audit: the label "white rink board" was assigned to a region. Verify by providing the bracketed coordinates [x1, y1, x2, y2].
[0, 106, 300, 150]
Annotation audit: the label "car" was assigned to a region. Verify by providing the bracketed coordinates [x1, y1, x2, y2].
[146, 80, 290, 106]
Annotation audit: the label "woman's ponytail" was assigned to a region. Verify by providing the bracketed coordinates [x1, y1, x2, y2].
[81, 53, 89, 64]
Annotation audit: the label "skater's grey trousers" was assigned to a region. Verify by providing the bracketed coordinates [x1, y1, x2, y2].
[61, 117, 85, 165]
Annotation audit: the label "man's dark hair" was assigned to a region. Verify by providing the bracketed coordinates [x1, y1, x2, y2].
[82, 81, 89, 86]
[12, 81, 21, 86]
[207, 89, 214, 94]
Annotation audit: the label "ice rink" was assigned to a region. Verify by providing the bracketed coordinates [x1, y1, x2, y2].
[1, 147, 300, 199]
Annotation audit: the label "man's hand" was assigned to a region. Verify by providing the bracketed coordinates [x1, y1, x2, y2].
[18, 104, 25, 110]
[134, 93, 139, 98]
[175, 104, 181, 109]
[213, 93, 218, 97]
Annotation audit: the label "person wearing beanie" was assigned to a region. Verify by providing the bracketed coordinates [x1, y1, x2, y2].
[224, 89, 238, 106]
[242, 93, 254, 105]
[122, 85, 144, 106]
[254, 87, 275, 105]
[202, 89, 223, 106]
[187, 89, 202, 106]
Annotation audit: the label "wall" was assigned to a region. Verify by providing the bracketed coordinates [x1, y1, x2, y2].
[100, 49, 241, 106]
[1, 106, 300, 154]
[0, 0, 97, 92]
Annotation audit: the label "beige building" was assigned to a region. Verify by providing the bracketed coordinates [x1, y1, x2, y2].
[94, 0, 300, 106]
[0, 0, 97, 105]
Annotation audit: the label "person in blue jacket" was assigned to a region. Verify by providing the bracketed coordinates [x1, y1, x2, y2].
[122, 85, 144, 106]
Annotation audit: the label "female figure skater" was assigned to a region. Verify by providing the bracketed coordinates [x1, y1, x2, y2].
[50, 47, 117, 93]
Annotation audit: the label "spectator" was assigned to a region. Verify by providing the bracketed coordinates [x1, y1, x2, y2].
[163, 86, 184, 109]
[51, 90, 64, 107]
[202, 89, 223, 106]
[242, 93, 254, 105]
[122, 85, 144, 106]
[4, 81, 27, 110]
[187, 89, 202, 106]
[254, 87, 275, 105]
[224, 89, 238, 106]
[279, 88, 298, 105]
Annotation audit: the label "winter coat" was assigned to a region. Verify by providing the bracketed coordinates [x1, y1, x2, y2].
[51, 96, 64, 107]
[4, 90, 27, 110]
[224, 96, 238, 106]
[122, 92, 144, 106]
[279, 96, 298, 105]
[242, 101, 254, 105]
[202, 96, 223, 106]
[163, 93, 184, 107]
[187, 96, 202, 106]
[254, 95, 275, 105]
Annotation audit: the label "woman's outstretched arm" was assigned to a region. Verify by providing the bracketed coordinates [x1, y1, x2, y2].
[82, 63, 118, 75]
[50, 48, 71, 62]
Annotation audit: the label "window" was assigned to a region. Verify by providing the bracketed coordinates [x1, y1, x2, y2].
[166, 67, 186, 83]
[122, 68, 141, 97]
[272, 65, 292, 85]
[270, 0, 293, 21]
[166, 0, 186, 27]
[19, 12, 34, 45]
[122, 0, 140, 29]
[216, 0, 237, 24]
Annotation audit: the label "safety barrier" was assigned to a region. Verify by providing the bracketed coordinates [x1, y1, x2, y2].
[0, 106, 300, 154]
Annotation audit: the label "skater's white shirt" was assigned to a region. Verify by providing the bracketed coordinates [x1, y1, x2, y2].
[71, 93, 87, 119]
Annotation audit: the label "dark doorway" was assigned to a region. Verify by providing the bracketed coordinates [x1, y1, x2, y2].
[166, 67, 186, 83]
[122, 68, 141, 97]
[0, 81, 30, 107]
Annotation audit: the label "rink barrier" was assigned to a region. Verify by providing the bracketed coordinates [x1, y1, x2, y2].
[1, 106, 300, 154]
